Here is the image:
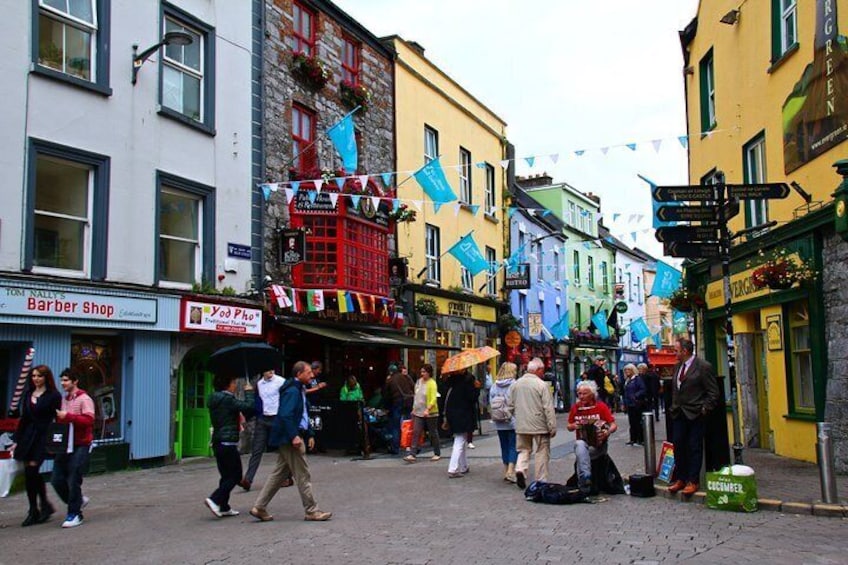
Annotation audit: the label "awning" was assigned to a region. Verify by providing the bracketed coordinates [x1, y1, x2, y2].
[281, 322, 460, 350]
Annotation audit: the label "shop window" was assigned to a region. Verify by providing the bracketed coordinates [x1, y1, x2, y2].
[424, 125, 438, 164]
[341, 35, 360, 84]
[435, 330, 452, 348]
[156, 171, 215, 287]
[292, 1, 316, 55]
[70, 335, 122, 442]
[459, 332, 475, 350]
[772, 0, 798, 62]
[485, 246, 497, 296]
[160, 7, 215, 133]
[459, 147, 472, 204]
[699, 48, 716, 132]
[484, 164, 496, 217]
[26, 139, 109, 279]
[787, 301, 814, 413]
[33, 0, 111, 94]
[292, 104, 318, 173]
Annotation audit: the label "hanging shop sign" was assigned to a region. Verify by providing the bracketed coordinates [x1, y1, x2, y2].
[766, 314, 783, 351]
[614, 301, 628, 313]
[279, 229, 306, 266]
[505, 263, 530, 290]
[528, 312, 542, 337]
[0, 284, 157, 323]
[180, 297, 262, 336]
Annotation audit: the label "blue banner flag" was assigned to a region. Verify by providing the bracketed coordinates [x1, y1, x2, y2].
[673, 310, 688, 333]
[550, 311, 571, 340]
[639, 174, 679, 229]
[592, 310, 610, 339]
[447, 233, 488, 275]
[413, 157, 458, 203]
[652, 332, 662, 346]
[650, 261, 681, 298]
[630, 317, 651, 342]
[326, 113, 358, 174]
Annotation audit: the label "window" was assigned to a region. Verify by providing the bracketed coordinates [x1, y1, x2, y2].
[787, 301, 814, 413]
[627, 272, 634, 302]
[459, 147, 472, 204]
[553, 250, 560, 282]
[637, 276, 643, 305]
[302, 216, 338, 287]
[461, 266, 473, 291]
[425, 223, 440, 283]
[342, 219, 388, 295]
[574, 302, 582, 329]
[292, 1, 316, 55]
[699, 49, 716, 132]
[572, 250, 580, 286]
[773, 0, 798, 61]
[156, 171, 215, 287]
[292, 104, 318, 173]
[26, 139, 109, 279]
[459, 333, 475, 349]
[600, 260, 609, 294]
[519, 294, 527, 326]
[485, 246, 497, 295]
[435, 330, 452, 347]
[71, 335, 122, 441]
[424, 126, 438, 163]
[484, 164, 496, 216]
[534, 240, 543, 280]
[743, 133, 768, 229]
[160, 5, 215, 132]
[33, 0, 111, 94]
[567, 202, 576, 226]
[576, 206, 585, 231]
[701, 169, 722, 186]
[587, 256, 595, 289]
[341, 35, 360, 84]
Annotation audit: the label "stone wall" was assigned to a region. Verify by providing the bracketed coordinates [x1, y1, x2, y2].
[822, 229, 848, 473]
[262, 0, 395, 282]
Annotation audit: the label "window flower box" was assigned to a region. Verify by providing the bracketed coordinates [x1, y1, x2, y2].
[668, 288, 706, 312]
[748, 249, 816, 291]
[339, 80, 371, 111]
[290, 51, 329, 90]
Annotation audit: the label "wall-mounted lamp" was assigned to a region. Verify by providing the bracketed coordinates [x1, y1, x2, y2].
[720, 9, 740, 25]
[132, 30, 193, 85]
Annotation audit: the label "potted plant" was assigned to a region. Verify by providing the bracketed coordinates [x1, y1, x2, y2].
[339, 80, 371, 111]
[387, 204, 417, 223]
[289, 51, 330, 90]
[668, 287, 706, 312]
[415, 298, 438, 316]
[749, 249, 816, 290]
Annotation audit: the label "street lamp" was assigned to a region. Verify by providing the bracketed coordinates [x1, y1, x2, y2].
[132, 30, 193, 85]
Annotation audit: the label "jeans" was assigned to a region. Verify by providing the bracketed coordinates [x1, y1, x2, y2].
[244, 416, 274, 484]
[574, 440, 607, 486]
[209, 443, 242, 512]
[51, 444, 90, 517]
[388, 404, 409, 453]
[672, 415, 706, 483]
[515, 434, 551, 482]
[447, 433, 468, 473]
[496, 429, 517, 464]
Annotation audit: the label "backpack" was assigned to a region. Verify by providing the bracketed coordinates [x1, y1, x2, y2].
[524, 481, 589, 505]
[489, 388, 512, 423]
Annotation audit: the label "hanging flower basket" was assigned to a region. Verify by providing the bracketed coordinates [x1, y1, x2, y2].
[668, 288, 705, 312]
[387, 203, 417, 223]
[339, 80, 371, 111]
[415, 298, 438, 316]
[748, 249, 816, 291]
[289, 51, 330, 90]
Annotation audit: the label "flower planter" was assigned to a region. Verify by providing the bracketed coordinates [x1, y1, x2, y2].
[767, 280, 794, 290]
[290, 51, 329, 91]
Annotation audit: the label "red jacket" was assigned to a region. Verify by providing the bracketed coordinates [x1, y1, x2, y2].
[59, 389, 95, 447]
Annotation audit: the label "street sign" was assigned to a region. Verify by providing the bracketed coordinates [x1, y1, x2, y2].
[726, 183, 790, 199]
[653, 185, 717, 202]
[656, 200, 740, 222]
[663, 242, 722, 259]
[656, 225, 721, 243]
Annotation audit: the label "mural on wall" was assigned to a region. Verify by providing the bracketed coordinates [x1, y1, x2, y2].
[782, 0, 848, 173]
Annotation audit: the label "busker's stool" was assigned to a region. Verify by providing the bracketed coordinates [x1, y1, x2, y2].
[628, 473, 656, 497]
[566, 453, 625, 495]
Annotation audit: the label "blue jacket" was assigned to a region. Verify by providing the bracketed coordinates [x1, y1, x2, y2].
[623, 375, 647, 408]
[267, 378, 312, 449]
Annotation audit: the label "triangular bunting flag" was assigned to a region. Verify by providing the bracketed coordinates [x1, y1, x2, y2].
[469, 204, 480, 215]
[328, 192, 339, 207]
[392, 198, 400, 212]
[651, 139, 662, 153]
[349, 194, 361, 209]
[261, 184, 271, 201]
[307, 191, 317, 204]
[525, 156, 535, 167]
[433, 202, 443, 214]
[678, 135, 689, 149]
[601, 147, 609, 155]
[313, 179, 324, 193]
[284, 188, 294, 204]
[358, 175, 370, 190]
[499, 159, 510, 169]
[412, 199, 422, 211]
[453, 203, 461, 217]
[575, 150, 585, 157]
[381, 172, 393, 187]
[334, 177, 345, 190]
[370, 196, 380, 211]
[475, 162, 486, 169]
[626, 143, 637, 151]
[549, 153, 559, 164]
[290, 181, 301, 192]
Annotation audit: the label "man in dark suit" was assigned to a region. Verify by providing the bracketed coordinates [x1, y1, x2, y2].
[668, 337, 719, 497]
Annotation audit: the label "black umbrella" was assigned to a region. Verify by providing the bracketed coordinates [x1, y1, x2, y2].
[209, 342, 283, 380]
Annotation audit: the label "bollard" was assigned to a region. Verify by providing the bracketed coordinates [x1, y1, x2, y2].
[642, 412, 656, 476]
[816, 422, 838, 504]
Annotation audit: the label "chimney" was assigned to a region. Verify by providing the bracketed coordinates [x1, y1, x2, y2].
[515, 173, 553, 189]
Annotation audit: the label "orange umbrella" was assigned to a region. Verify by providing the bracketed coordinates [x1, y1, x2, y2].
[440, 346, 500, 374]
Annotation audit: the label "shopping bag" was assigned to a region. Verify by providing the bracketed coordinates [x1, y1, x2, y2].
[705, 467, 758, 512]
[399, 419, 414, 449]
[45, 422, 74, 455]
[0, 457, 22, 497]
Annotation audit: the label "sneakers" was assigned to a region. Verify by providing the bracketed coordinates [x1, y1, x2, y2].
[220, 509, 240, 517]
[249, 507, 274, 522]
[403, 454, 417, 463]
[239, 479, 252, 492]
[468, 442, 476, 449]
[515, 471, 526, 489]
[430, 455, 441, 462]
[61, 514, 83, 528]
[447, 472, 464, 478]
[304, 510, 332, 521]
[204, 498, 223, 518]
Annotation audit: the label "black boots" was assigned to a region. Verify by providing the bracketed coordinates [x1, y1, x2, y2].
[21, 509, 41, 527]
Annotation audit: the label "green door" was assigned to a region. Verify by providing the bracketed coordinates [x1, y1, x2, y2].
[180, 353, 214, 458]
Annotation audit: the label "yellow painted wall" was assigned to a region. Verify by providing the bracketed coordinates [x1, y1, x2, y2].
[392, 38, 507, 293]
[684, 1, 848, 233]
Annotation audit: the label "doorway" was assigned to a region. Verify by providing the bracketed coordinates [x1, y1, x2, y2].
[754, 332, 772, 451]
[178, 349, 214, 458]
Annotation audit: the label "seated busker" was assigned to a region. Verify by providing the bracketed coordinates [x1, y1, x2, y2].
[566, 380, 618, 495]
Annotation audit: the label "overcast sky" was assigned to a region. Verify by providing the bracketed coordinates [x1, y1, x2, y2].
[333, 0, 700, 260]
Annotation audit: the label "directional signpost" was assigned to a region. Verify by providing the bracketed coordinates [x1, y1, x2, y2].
[652, 174, 796, 466]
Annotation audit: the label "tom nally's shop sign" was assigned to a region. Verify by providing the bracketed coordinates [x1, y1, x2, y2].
[0, 285, 157, 323]
[180, 298, 262, 336]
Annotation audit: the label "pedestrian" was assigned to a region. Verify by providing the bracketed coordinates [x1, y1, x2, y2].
[12, 364, 62, 526]
[639, 363, 660, 422]
[240, 368, 287, 492]
[508, 357, 556, 489]
[249, 361, 332, 522]
[383, 363, 414, 454]
[403, 364, 441, 463]
[622, 363, 647, 446]
[442, 369, 477, 478]
[339, 374, 364, 402]
[306, 361, 328, 397]
[587, 356, 609, 405]
[205, 373, 254, 518]
[51, 369, 95, 528]
[566, 380, 617, 494]
[488, 362, 518, 483]
[667, 337, 720, 497]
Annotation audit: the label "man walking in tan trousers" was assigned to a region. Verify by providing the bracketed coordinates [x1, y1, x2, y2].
[508, 357, 556, 489]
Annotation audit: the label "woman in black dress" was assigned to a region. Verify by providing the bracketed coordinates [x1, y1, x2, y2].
[13, 364, 62, 526]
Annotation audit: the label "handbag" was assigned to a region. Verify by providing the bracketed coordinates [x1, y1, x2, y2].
[45, 422, 74, 455]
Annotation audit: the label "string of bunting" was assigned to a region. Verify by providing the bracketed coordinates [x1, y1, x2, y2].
[267, 284, 400, 324]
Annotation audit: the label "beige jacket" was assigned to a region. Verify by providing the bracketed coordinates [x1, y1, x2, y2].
[508, 373, 556, 435]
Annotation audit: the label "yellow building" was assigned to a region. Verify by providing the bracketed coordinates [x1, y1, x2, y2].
[681, 0, 848, 466]
[388, 36, 508, 375]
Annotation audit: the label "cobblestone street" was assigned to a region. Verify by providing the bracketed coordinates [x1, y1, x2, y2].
[1, 415, 846, 564]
